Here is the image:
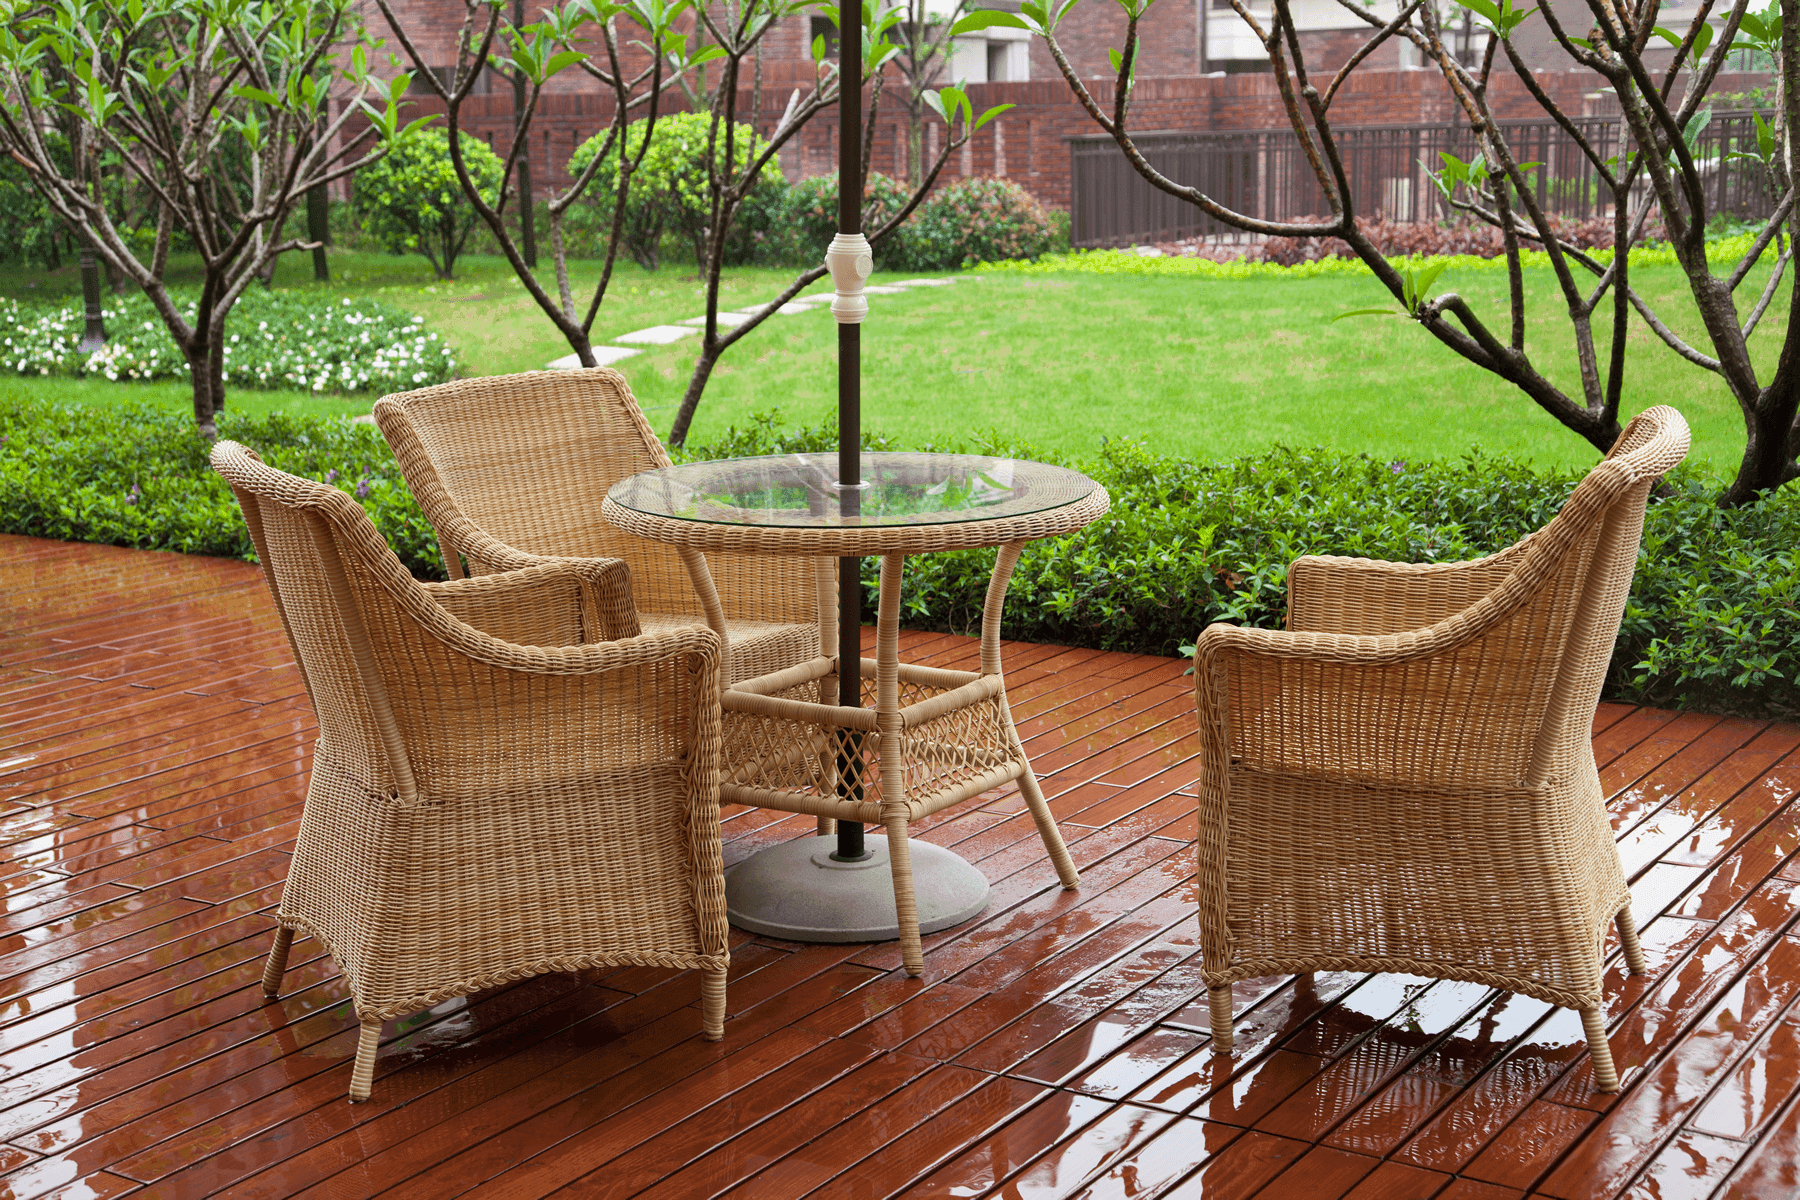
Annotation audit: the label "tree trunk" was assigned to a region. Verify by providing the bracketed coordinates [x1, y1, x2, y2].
[1720, 396, 1800, 506]
[187, 338, 219, 441]
[668, 345, 721, 447]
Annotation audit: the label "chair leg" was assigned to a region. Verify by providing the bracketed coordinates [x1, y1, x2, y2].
[1581, 1006, 1620, 1093]
[1616, 906, 1648, 975]
[701, 966, 727, 1041]
[816, 815, 835, 836]
[1209, 985, 1234, 1052]
[348, 1020, 381, 1103]
[1017, 761, 1079, 890]
[260, 926, 294, 998]
[885, 816, 925, 977]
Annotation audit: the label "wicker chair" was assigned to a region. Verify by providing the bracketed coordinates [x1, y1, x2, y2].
[211, 440, 729, 1103]
[1191, 405, 1689, 1092]
[373, 369, 824, 687]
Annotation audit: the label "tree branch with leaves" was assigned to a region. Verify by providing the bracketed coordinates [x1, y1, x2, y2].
[973, 0, 1800, 506]
[0, 0, 425, 436]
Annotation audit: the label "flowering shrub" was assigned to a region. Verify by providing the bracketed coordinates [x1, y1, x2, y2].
[977, 232, 1760, 279]
[0, 289, 459, 394]
[752, 171, 917, 269]
[1254, 213, 1670, 266]
[892, 177, 1057, 270]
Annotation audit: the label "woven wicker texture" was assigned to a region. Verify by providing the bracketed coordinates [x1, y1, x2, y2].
[1191, 406, 1689, 1091]
[373, 368, 820, 685]
[210, 440, 729, 1102]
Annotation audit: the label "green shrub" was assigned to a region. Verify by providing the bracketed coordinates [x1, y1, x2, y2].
[0, 392, 441, 569]
[892, 177, 1057, 270]
[0, 290, 458, 394]
[751, 171, 916, 269]
[570, 113, 782, 272]
[353, 130, 503, 280]
[6, 394, 1795, 718]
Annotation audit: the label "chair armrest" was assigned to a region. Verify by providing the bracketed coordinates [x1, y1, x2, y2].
[421, 558, 640, 646]
[373, 607, 723, 804]
[1285, 533, 1537, 635]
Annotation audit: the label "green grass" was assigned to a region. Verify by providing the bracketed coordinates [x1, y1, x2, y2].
[1, 246, 1777, 478]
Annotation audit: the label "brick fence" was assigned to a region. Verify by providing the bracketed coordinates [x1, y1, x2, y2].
[347, 67, 1772, 216]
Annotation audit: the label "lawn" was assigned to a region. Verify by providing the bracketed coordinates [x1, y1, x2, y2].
[1, 246, 1773, 477]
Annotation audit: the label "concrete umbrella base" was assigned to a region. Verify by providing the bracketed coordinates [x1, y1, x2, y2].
[724, 835, 991, 944]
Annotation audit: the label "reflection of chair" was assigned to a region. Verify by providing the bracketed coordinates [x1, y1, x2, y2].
[373, 369, 824, 686]
[1191, 406, 1689, 1092]
[211, 440, 728, 1102]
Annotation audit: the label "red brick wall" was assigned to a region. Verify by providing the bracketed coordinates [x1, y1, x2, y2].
[336, 0, 1769, 218]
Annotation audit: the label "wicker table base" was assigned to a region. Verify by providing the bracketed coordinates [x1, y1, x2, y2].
[717, 547, 1078, 974]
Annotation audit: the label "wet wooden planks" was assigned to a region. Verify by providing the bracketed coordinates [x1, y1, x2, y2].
[4, 534, 1800, 1198]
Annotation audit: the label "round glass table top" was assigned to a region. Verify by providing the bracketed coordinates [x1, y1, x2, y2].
[607, 452, 1101, 528]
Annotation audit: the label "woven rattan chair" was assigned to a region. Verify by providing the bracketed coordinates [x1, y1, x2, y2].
[373, 369, 824, 687]
[1191, 405, 1689, 1093]
[211, 440, 729, 1103]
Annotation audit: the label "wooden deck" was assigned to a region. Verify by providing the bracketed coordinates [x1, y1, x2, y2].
[3, 534, 1800, 1199]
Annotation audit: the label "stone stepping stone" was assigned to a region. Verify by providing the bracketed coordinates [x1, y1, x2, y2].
[890, 278, 955, 287]
[862, 286, 906, 295]
[680, 312, 755, 328]
[616, 324, 700, 345]
[546, 346, 642, 370]
[740, 301, 815, 316]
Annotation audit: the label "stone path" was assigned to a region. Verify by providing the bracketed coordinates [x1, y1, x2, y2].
[545, 277, 960, 371]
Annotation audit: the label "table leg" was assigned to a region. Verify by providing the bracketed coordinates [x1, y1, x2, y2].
[986, 543, 1079, 891]
[879, 552, 925, 976]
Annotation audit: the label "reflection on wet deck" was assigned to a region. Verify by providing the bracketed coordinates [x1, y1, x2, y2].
[3, 533, 1799, 1198]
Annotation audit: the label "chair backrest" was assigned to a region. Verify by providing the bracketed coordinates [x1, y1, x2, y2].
[1524, 405, 1689, 785]
[374, 369, 817, 627]
[211, 439, 426, 802]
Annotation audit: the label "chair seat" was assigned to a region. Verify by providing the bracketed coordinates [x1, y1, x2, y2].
[639, 613, 819, 686]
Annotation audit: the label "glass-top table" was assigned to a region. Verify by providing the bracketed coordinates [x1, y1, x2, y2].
[604, 453, 1110, 976]
[606, 451, 1100, 530]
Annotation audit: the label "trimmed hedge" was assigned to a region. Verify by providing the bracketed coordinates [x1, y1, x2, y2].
[4, 392, 1795, 718]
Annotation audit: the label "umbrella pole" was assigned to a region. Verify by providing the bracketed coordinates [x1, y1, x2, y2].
[827, 16, 870, 862]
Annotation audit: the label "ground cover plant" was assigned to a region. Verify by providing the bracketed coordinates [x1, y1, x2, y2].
[0, 289, 458, 395]
[4, 391, 1792, 717]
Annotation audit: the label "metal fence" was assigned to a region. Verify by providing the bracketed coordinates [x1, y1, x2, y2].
[1068, 113, 1779, 247]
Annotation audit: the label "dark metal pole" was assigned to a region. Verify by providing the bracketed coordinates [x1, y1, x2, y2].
[835, 14, 866, 863]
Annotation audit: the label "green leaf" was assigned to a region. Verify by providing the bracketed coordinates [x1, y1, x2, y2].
[1454, 0, 1502, 28]
[972, 101, 1014, 131]
[543, 48, 586, 75]
[1331, 308, 1401, 321]
[920, 87, 946, 122]
[232, 84, 280, 105]
[950, 9, 1029, 33]
[1651, 24, 1682, 47]
[1683, 106, 1713, 154]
